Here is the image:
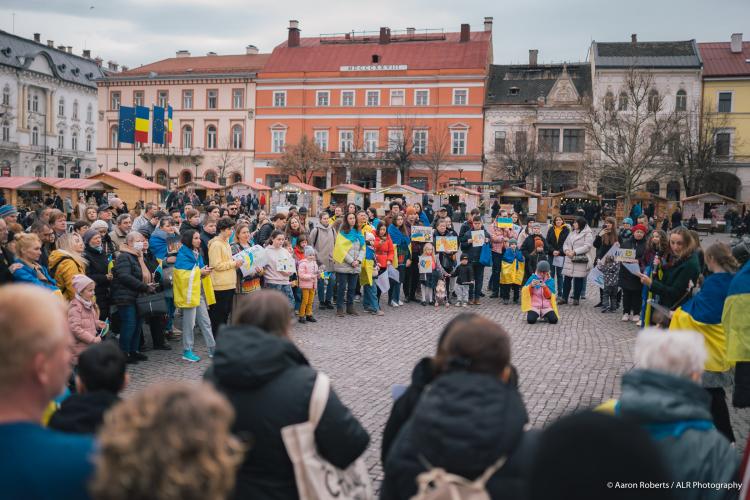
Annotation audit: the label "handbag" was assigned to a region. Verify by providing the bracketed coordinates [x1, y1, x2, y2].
[479, 243, 492, 267]
[571, 254, 589, 264]
[136, 291, 168, 316]
[281, 373, 373, 500]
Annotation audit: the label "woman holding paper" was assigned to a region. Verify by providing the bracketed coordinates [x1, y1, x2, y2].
[618, 224, 648, 323]
[208, 217, 242, 337]
[231, 222, 264, 296]
[388, 214, 411, 307]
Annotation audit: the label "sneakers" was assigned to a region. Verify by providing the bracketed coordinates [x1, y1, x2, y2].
[636, 319, 643, 327]
[182, 350, 201, 363]
[397, 300, 404, 306]
[622, 313, 630, 322]
[389, 301, 399, 307]
[631, 315, 639, 323]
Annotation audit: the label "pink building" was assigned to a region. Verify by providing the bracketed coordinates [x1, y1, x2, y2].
[96, 47, 270, 188]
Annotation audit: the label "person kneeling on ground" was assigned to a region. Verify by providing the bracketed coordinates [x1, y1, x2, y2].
[521, 261, 559, 324]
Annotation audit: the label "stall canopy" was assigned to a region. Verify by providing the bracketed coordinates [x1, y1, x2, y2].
[273, 182, 321, 215]
[0, 176, 50, 207]
[681, 192, 741, 221]
[371, 184, 426, 211]
[177, 180, 223, 202]
[493, 186, 542, 217]
[88, 171, 163, 206]
[616, 191, 669, 220]
[437, 186, 482, 213]
[226, 181, 272, 210]
[41, 178, 114, 192]
[323, 184, 372, 210]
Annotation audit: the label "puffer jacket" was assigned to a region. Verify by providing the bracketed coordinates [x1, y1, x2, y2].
[297, 259, 319, 289]
[83, 245, 111, 317]
[618, 369, 738, 500]
[110, 250, 149, 305]
[488, 224, 507, 254]
[208, 237, 237, 291]
[382, 371, 539, 500]
[562, 226, 594, 278]
[309, 222, 337, 272]
[204, 325, 370, 500]
[49, 250, 86, 301]
[374, 234, 395, 269]
[67, 296, 101, 364]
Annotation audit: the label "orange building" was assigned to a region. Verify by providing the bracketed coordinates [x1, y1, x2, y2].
[254, 19, 493, 192]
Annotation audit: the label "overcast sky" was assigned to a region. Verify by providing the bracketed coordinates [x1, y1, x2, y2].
[1, 0, 748, 68]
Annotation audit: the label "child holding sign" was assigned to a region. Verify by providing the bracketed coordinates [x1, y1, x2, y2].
[418, 243, 444, 306]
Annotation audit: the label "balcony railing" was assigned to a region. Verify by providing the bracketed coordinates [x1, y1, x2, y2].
[139, 146, 204, 158]
[327, 150, 398, 168]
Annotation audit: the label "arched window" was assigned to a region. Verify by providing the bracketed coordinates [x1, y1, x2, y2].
[58, 130, 65, 149]
[206, 125, 217, 149]
[647, 89, 659, 112]
[618, 92, 628, 111]
[179, 170, 192, 185]
[232, 124, 243, 149]
[645, 181, 660, 195]
[110, 125, 119, 148]
[72, 100, 79, 119]
[666, 180, 680, 201]
[1, 121, 9, 142]
[57, 165, 65, 178]
[675, 90, 687, 112]
[58, 97, 65, 116]
[204, 170, 217, 183]
[34, 165, 43, 177]
[86, 104, 93, 122]
[604, 91, 615, 111]
[32, 126, 39, 146]
[156, 170, 168, 186]
[230, 172, 242, 184]
[32, 94, 39, 112]
[182, 125, 192, 149]
[1, 85, 9, 106]
[86, 134, 92, 152]
[71, 132, 78, 151]
[84, 167, 92, 177]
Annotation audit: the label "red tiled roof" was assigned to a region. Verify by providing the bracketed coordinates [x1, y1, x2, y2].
[118, 53, 271, 77]
[39, 178, 114, 190]
[0, 176, 43, 189]
[262, 31, 492, 73]
[90, 171, 163, 190]
[698, 42, 750, 77]
[326, 183, 372, 193]
[231, 181, 272, 191]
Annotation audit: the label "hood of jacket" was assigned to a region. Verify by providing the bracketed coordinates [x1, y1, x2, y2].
[208, 324, 309, 390]
[48, 391, 120, 434]
[619, 369, 712, 423]
[410, 371, 528, 477]
[48, 249, 81, 270]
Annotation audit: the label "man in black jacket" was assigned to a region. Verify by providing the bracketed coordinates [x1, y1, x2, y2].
[0, 218, 14, 285]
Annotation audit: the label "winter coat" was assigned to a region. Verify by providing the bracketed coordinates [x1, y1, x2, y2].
[332, 230, 366, 275]
[458, 226, 491, 264]
[67, 297, 100, 364]
[618, 369, 738, 500]
[488, 224, 506, 254]
[0, 246, 13, 285]
[179, 220, 200, 235]
[254, 221, 274, 247]
[433, 226, 458, 273]
[520, 234, 548, 282]
[522, 273, 557, 316]
[562, 226, 595, 278]
[452, 262, 475, 285]
[110, 250, 149, 306]
[48, 250, 86, 301]
[381, 371, 539, 500]
[47, 391, 119, 435]
[374, 234, 395, 270]
[200, 228, 214, 262]
[11, 259, 58, 291]
[618, 236, 647, 291]
[594, 231, 618, 261]
[148, 228, 171, 261]
[309, 223, 336, 272]
[651, 252, 701, 309]
[297, 259, 319, 289]
[208, 237, 237, 291]
[597, 258, 620, 288]
[108, 228, 127, 252]
[204, 325, 370, 500]
[83, 245, 110, 314]
[546, 224, 570, 257]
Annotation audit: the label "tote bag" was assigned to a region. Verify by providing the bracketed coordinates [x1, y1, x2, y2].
[281, 373, 373, 500]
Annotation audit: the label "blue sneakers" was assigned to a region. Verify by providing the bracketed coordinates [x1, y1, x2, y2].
[182, 350, 200, 363]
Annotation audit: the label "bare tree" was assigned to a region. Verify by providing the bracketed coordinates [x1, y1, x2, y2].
[388, 115, 417, 183]
[585, 67, 681, 211]
[419, 124, 451, 190]
[213, 138, 242, 185]
[274, 134, 326, 185]
[485, 127, 554, 191]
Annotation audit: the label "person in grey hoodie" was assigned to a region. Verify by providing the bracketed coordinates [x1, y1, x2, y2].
[308, 211, 337, 309]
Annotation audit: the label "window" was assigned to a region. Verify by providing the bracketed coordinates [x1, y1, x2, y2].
[31, 94, 39, 112]
[2, 85, 9, 106]
[666, 180, 681, 201]
[339, 130, 354, 152]
[272, 129, 286, 153]
[647, 89, 659, 112]
[366, 90, 380, 107]
[316, 91, 330, 107]
[388, 129, 404, 152]
[133, 91, 144, 107]
[232, 89, 244, 109]
[562, 129, 584, 153]
[453, 89, 468, 105]
[58, 131, 64, 149]
[509, 87, 520, 96]
[538, 129, 560, 152]
[182, 125, 192, 148]
[415, 89, 429, 106]
[341, 90, 354, 107]
[618, 92, 628, 111]
[675, 90, 687, 112]
[604, 91, 615, 111]
[494, 131, 506, 153]
[451, 130, 466, 155]
[72, 100, 78, 119]
[716, 132, 731, 156]
[313, 130, 329, 151]
[206, 90, 217, 109]
[71, 132, 78, 151]
[232, 124, 243, 149]
[206, 125, 217, 149]
[158, 90, 169, 108]
[390, 89, 405, 106]
[413, 130, 428, 155]
[58, 97, 65, 116]
[57, 165, 64, 178]
[183, 90, 193, 110]
[86, 104, 93, 122]
[364, 130, 378, 153]
[515, 131, 527, 153]
[718, 92, 733, 113]
[2, 121, 9, 142]
[110, 126, 118, 148]
[31, 126, 39, 146]
[84, 167, 91, 177]
[110, 92, 120, 110]
[273, 91, 286, 107]
[86, 134, 92, 152]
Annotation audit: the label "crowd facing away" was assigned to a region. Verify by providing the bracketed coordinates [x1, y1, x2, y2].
[0, 190, 749, 499]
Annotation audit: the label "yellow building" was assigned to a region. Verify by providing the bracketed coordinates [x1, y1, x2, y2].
[699, 34, 750, 204]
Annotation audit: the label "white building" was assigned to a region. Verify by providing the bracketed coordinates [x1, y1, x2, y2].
[0, 31, 105, 178]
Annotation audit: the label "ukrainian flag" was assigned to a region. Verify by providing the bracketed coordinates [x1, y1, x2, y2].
[360, 244, 375, 286]
[500, 248, 524, 285]
[332, 229, 364, 264]
[724, 262, 750, 363]
[173, 245, 215, 309]
[135, 106, 149, 143]
[520, 274, 559, 317]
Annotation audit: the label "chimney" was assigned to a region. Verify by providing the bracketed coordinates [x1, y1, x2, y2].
[94, 57, 103, 67]
[175, 49, 190, 58]
[731, 33, 743, 53]
[246, 44, 259, 55]
[47, 40, 54, 47]
[67, 46, 72, 54]
[379, 27, 391, 44]
[460, 24, 470, 43]
[33, 33, 40, 42]
[484, 16, 493, 32]
[82, 49, 91, 58]
[121, 65, 129, 72]
[288, 20, 300, 48]
[631, 33, 638, 44]
[57, 45, 66, 51]
[529, 49, 538, 66]
[107, 61, 118, 71]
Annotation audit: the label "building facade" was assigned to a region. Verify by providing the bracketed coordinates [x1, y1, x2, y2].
[253, 19, 493, 191]
[699, 33, 750, 203]
[0, 31, 104, 179]
[96, 47, 269, 188]
[483, 51, 592, 193]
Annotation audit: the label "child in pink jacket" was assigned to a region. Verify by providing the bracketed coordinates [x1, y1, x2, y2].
[297, 246, 319, 324]
[68, 274, 105, 365]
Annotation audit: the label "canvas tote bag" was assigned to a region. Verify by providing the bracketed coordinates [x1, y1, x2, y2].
[281, 372, 373, 500]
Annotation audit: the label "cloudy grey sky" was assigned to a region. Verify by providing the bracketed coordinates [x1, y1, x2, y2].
[1, 0, 748, 68]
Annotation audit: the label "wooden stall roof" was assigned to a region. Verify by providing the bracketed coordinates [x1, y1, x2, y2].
[228, 181, 271, 191]
[681, 192, 739, 204]
[443, 186, 482, 196]
[616, 191, 667, 201]
[550, 189, 601, 200]
[494, 186, 542, 198]
[89, 171, 163, 190]
[178, 180, 223, 190]
[283, 181, 321, 192]
[40, 178, 115, 191]
[325, 183, 372, 194]
[377, 184, 427, 195]
[0, 176, 46, 190]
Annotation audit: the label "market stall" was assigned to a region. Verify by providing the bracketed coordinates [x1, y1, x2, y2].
[177, 180, 223, 203]
[41, 178, 116, 208]
[88, 171, 163, 207]
[0, 176, 51, 209]
[322, 184, 372, 211]
[370, 184, 426, 212]
[547, 189, 601, 223]
[436, 186, 482, 214]
[225, 181, 272, 211]
[492, 186, 542, 219]
[616, 191, 669, 221]
[271, 181, 321, 216]
[682, 192, 741, 228]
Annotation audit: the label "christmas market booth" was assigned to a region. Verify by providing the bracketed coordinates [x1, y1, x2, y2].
[682, 192, 741, 227]
[616, 191, 669, 221]
[0, 177, 54, 209]
[370, 184, 426, 213]
[272, 181, 320, 215]
[41, 178, 116, 207]
[492, 186, 543, 219]
[177, 180, 223, 203]
[225, 181, 272, 211]
[548, 189, 601, 223]
[88, 171, 163, 207]
[323, 184, 372, 211]
[436, 186, 482, 214]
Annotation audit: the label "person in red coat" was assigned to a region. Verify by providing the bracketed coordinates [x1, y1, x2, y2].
[373, 222, 394, 307]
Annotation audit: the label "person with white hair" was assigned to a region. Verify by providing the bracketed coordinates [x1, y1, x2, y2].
[604, 329, 738, 499]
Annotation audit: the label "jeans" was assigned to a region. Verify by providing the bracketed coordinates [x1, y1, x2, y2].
[363, 283, 380, 311]
[209, 289, 235, 337]
[335, 272, 358, 309]
[471, 264, 485, 300]
[181, 293, 215, 352]
[266, 283, 295, 309]
[318, 273, 335, 305]
[299, 288, 315, 317]
[551, 264, 564, 291]
[118, 304, 142, 354]
[563, 276, 584, 301]
[455, 284, 470, 303]
[165, 297, 176, 332]
[489, 251, 502, 293]
[293, 286, 302, 312]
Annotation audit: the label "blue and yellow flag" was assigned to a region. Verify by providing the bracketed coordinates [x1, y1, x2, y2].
[496, 217, 513, 229]
[332, 229, 364, 264]
[135, 106, 149, 143]
[152, 105, 165, 145]
[118, 106, 135, 144]
[500, 248, 524, 285]
[724, 261, 750, 362]
[520, 274, 558, 317]
[173, 246, 215, 308]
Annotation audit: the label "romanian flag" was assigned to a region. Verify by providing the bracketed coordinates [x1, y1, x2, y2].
[135, 106, 149, 143]
[152, 105, 165, 145]
[166, 105, 173, 143]
[117, 106, 135, 144]
[724, 261, 750, 362]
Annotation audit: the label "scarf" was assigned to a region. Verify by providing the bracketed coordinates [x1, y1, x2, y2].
[388, 223, 409, 247]
[120, 245, 152, 284]
[554, 225, 563, 239]
[75, 293, 95, 310]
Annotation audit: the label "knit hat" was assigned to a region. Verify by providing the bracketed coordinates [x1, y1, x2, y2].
[535, 237, 545, 249]
[632, 224, 647, 234]
[72, 274, 95, 294]
[83, 229, 99, 246]
[304, 245, 316, 257]
[0, 205, 17, 218]
[90, 220, 109, 231]
[623, 217, 633, 225]
[536, 260, 551, 273]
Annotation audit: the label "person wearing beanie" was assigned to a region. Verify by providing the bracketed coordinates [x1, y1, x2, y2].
[500, 238, 524, 305]
[296, 245, 319, 323]
[68, 274, 105, 366]
[90, 219, 117, 257]
[619, 217, 634, 242]
[451, 253, 474, 306]
[0, 204, 18, 225]
[521, 260, 558, 324]
[82, 228, 112, 322]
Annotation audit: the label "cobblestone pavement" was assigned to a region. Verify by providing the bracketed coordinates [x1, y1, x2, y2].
[125, 231, 747, 489]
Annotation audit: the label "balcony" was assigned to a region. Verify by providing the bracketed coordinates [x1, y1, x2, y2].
[327, 150, 397, 169]
[138, 146, 204, 159]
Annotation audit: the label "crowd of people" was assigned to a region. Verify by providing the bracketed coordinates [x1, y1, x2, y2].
[1, 189, 749, 499]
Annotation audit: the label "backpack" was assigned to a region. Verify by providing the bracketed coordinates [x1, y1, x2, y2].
[411, 456, 507, 500]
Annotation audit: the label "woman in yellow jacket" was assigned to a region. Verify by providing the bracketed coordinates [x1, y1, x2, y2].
[208, 217, 242, 336]
[48, 232, 87, 301]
